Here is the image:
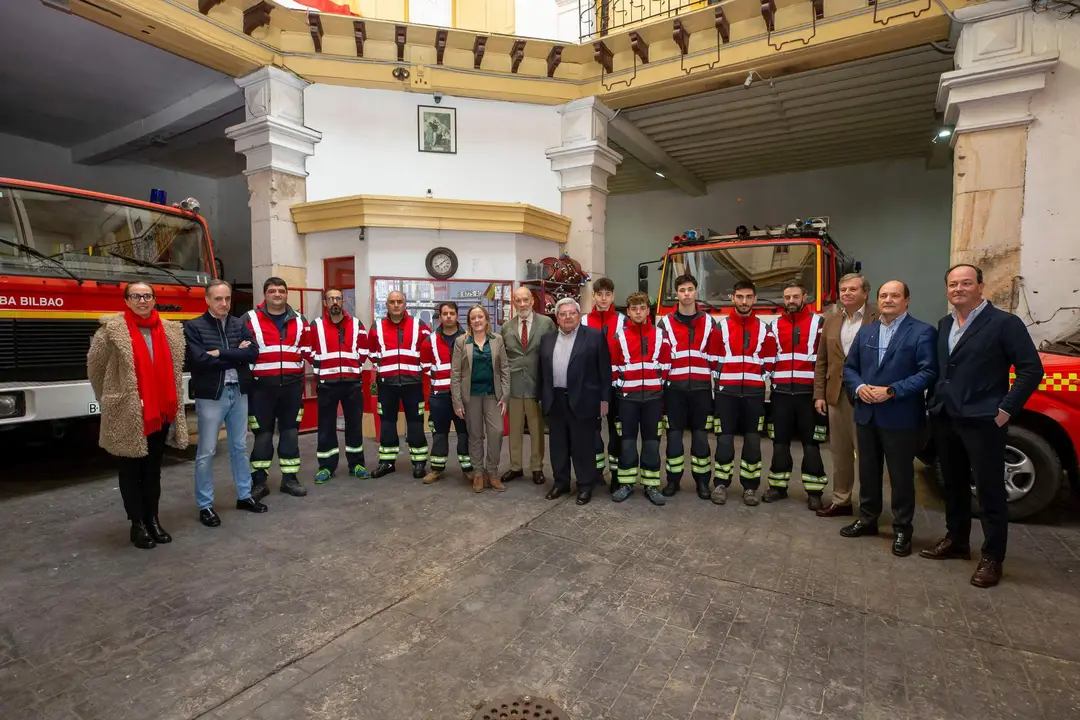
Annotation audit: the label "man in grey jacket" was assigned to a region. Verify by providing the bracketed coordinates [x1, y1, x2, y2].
[499, 287, 555, 484]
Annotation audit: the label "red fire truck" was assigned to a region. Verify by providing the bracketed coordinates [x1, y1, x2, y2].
[638, 217, 858, 322]
[0, 178, 215, 440]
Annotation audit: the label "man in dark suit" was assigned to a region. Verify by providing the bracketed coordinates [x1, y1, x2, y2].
[839, 281, 937, 556]
[538, 297, 612, 506]
[920, 264, 1042, 588]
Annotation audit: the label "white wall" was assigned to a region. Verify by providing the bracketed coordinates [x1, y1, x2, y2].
[409, 0, 452, 26]
[304, 85, 563, 212]
[1021, 14, 1080, 346]
[0, 132, 252, 285]
[305, 226, 558, 323]
[515, 0, 560, 40]
[605, 158, 954, 323]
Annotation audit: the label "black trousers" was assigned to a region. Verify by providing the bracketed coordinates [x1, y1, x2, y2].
[856, 423, 921, 533]
[933, 414, 1009, 562]
[117, 426, 169, 522]
[376, 380, 428, 465]
[768, 391, 827, 494]
[713, 392, 765, 490]
[617, 397, 663, 486]
[316, 381, 365, 473]
[594, 393, 620, 475]
[664, 386, 712, 483]
[429, 392, 471, 471]
[546, 389, 598, 491]
[249, 381, 303, 485]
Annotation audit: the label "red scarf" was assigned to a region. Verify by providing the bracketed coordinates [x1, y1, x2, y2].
[124, 308, 178, 437]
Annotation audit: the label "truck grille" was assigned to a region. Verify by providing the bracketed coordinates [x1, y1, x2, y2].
[0, 319, 103, 382]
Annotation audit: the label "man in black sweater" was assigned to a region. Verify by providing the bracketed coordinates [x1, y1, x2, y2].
[184, 280, 264, 527]
[921, 264, 1043, 588]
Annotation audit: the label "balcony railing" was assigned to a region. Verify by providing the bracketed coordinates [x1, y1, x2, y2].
[577, 0, 721, 43]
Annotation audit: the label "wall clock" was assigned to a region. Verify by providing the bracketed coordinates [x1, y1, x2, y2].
[425, 246, 458, 280]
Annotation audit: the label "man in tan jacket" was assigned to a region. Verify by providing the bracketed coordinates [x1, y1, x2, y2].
[499, 287, 555, 484]
[813, 273, 877, 517]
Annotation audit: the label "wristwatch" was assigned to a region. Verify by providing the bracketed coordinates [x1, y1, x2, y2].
[886, 386, 896, 398]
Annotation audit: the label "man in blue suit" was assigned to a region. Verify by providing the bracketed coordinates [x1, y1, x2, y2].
[840, 280, 938, 556]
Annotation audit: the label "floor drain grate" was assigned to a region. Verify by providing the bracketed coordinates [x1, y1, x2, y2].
[472, 695, 570, 720]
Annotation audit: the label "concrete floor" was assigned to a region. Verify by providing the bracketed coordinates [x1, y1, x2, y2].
[1, 433, 1079, 720]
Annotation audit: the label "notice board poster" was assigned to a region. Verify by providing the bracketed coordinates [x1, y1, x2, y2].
[371, 277, 514, 331]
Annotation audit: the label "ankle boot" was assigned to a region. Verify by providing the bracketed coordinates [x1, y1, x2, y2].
[488, 474, 506, 492]
[473, 472, 486, 493]
[130, 521, 156, 549]
[145, 516, 172, 544]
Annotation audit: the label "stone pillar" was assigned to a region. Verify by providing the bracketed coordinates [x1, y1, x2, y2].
[226, 67, 321, 301]
[546, 97, 622, 311]
[936, 0, 1057, 311]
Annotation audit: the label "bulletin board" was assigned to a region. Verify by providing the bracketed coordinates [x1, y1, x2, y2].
[370, 277, 514, 331]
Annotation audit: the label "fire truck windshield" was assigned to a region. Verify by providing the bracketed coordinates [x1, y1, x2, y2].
[0, 184, 211, 284]
[661, 242, 818, 306]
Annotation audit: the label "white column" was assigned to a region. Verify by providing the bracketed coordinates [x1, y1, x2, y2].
[226, 67, 322, 299]
[546, 97, 622, 311]
[936, 0, 1058, 321]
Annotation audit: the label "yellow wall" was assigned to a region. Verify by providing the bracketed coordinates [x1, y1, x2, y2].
[357, 0, 407, 22]
[602, 0, 708, 36]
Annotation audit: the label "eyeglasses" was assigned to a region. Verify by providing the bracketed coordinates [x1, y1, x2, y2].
[327, 297, 344, 304]
[126, 293, 155, 302]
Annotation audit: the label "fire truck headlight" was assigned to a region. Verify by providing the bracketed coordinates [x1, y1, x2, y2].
[0, 393, 22, 418]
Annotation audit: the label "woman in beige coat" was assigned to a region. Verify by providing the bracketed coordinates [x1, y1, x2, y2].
[88, 282, 188, 549]
[451, 305, 510, 492]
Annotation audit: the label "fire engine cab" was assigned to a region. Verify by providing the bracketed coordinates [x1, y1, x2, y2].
[638, 217, 858, 322]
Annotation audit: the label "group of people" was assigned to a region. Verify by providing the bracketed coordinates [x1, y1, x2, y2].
[88, 263, 1041, 589]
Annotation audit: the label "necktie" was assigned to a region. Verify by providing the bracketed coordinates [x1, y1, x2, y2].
[521, 317, 528, 348]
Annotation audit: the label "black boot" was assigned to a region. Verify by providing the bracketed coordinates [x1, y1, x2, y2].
[280, 476, 308, 497]
[695, 478, 711, 500]
[661, 478, 680, 497]
[145, 516, 172, 544]
[412, 462, 426, 479]
[130, 521, 156, 549]
[372, 462, 396, 478]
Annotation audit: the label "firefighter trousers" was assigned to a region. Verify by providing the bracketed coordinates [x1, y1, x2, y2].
[617, 397, 663, 487]
[767, 391, 828, 494]
[713, 392, 765, 491]
[316, 381, 365, 473]
[428, 392, 471, 471]
[376, 380, 429, 466]
[594, 393, 620, 476]
[249, 380, 304, 486]
[664, 386, 713, 484]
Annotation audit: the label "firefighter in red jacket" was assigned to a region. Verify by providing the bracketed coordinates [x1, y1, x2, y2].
[423, 301, 473, 484]
[304, 288, 370, 484]
[581, 277, 626, 491]
[368, 290, 431, 479]
[657, 273, 715, 499]
[766, 280, 828, 509]
[610, 291, 670, 506]
[245, 277, 308, 499]
[709, 280, 776, 507]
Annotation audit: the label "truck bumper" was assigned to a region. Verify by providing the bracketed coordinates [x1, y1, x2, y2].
[0, 376, 194, 426]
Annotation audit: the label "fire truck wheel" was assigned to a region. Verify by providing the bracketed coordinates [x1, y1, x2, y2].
[933, 425, 1062, 522]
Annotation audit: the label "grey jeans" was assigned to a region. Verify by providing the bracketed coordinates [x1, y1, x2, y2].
[466, 396, 503, 475]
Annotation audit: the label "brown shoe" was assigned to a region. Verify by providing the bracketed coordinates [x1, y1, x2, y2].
[473, 473, 485, 493]
[918, 536, 972, 560]
[489, 474, 506, 492]
[422, 470, 443, 485]
[531, 471, 546, 485]
[970, 557, 1003, 588]
[816, 502, 853, 518]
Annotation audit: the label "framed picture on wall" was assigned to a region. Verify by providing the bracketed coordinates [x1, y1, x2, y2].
[417, 105, 457, 154]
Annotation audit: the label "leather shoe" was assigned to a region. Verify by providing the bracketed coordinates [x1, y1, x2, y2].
[695, 479, 711, 500]
[816, 502, 853, 518]
[545, 486, 569, 500]
[576, 488, 593, 506]
[199, 507, 221, 527]
[970, 557, 1003, 588]
[236, 497, 268, 513]
[531, 471, 546, 485]
[839, 519, 879, 538]
[892, 532, 912, 557]
[145, 516, 172, 544]
[502, 469, 524, 482]
[130, 520, 156, 549]
[918, 536, 971, 560]
[371, 462, 396, 478]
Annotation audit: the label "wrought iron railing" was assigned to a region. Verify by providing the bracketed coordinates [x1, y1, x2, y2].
[577, 0, 721, 42]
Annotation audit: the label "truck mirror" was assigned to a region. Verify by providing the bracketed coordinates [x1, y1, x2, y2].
[638, 277, 649, 293]
[637, 264, 649, 280]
